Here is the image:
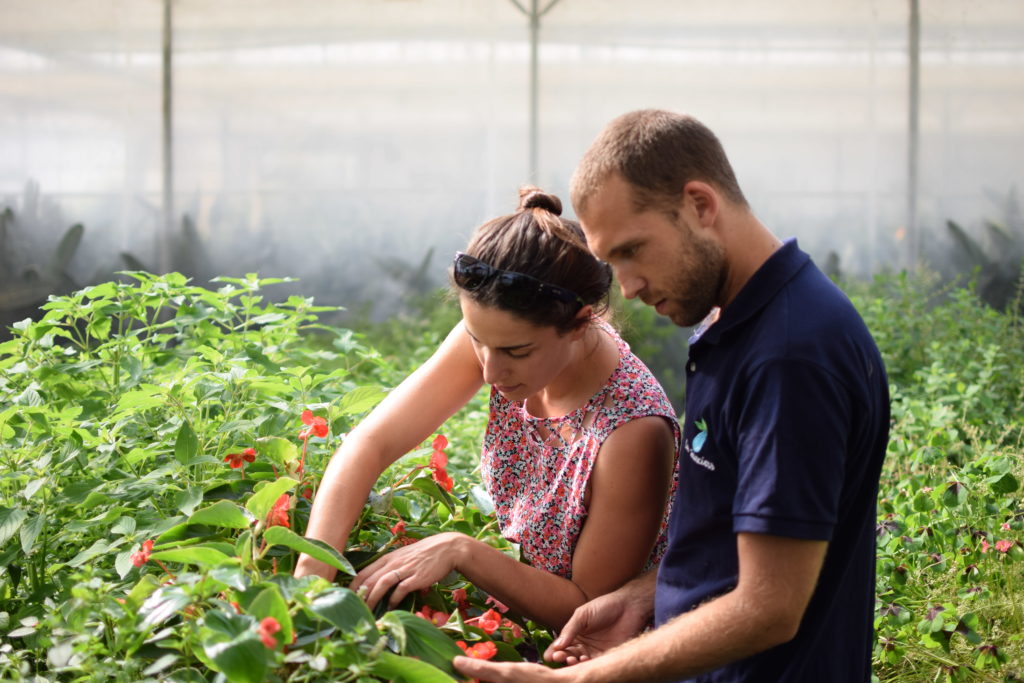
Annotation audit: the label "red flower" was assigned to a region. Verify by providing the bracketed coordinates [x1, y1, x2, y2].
[267, 494, 291, 528]
[223, 447, 257, 470]
[452, 588, 470, 609]
[391, 519, 406, 536]
[432, 467, 454, 492]
[257, 616, 281, 649]
[415, 605, 449, 627]
[298, 410, 329, 439]
[429, 449, 448, 470]
[130, 539, 154, 567]
[476, 608, 501, 635]
[456, 640, 497, 660]
[995, 539, 1014, 553]
[432, 434, 448, 451]
[301, 487, 313, 500]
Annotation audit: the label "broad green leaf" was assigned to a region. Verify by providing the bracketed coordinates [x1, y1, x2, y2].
[248, 584, 294, 646]
[941, 482, 968, 508]
[911, 491, 934, 513]
[254, 436, 299, 468]
[174, 422, 199, 465]
[245, 477, 298, 521]
[263, 526, 354, 575]
[150, 546, 233, 567]
[369, 650, 456, 683]
[188, 501, 253, 529]
[116, 387, 166, 412]
[988, 472, 1019, 495]
[204, 632, 268, 683]
[20, 514, 45, 555]
[309, 588, 376, 632]
[67, 538, 112, 568]
[0, 508, 28, 546]
[380, 609, 463, 675]
[22, 478, 47, 502]
[175, 486, 204, 516]
[338, 385, 388, 416]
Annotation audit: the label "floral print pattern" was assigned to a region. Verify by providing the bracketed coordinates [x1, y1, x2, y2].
[481, 320, 681, 578]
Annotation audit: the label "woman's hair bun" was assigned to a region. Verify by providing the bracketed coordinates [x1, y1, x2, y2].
[518, 185, 562, 216]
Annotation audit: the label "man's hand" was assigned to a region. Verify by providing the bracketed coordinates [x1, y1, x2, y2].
[545, 572, 655, 665]
[454, 656, 564, 682]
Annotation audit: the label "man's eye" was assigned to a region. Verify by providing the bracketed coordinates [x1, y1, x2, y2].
[507, 350, 531, 359]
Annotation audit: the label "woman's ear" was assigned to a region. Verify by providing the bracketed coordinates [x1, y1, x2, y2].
[567, 305, 594, 340]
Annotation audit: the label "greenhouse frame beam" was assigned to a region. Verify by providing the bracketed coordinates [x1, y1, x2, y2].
[160, 0, 175, 273]
[907, 0, 920, 267]
[509, 0, 566, 181]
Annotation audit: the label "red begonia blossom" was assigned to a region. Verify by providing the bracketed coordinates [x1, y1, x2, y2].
[298, 410, 329, 440]
[267, 494, 291, 528]
[456, 640, 498, 660]
[223, 447, 257, 471]
[390, 519, 406, 536]
[475, 608, 502, 635]
[432, 434, 448, 452]
[995, 539, 1014, 553]
[130, 539, 154, 567]
[415, 605, 449, 627]
[258, 616, 281, 648]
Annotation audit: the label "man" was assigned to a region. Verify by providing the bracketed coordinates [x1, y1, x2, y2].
[455, 109, 890, 682]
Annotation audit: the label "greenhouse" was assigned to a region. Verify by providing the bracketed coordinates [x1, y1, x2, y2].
[1, 1, 1022, 681]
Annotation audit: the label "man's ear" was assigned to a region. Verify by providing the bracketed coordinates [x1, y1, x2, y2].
[683, 181, 720, 228]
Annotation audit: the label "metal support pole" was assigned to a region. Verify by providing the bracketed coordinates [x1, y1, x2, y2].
[160, 0, 174, 273]
[508, 0, 565, 182]
[907, 0, 920, 268]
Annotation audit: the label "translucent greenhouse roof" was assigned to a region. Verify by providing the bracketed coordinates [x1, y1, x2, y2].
[2, 0, 1023, 319]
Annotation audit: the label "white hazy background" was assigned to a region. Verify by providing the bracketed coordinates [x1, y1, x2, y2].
[2, 0, 1023, 319]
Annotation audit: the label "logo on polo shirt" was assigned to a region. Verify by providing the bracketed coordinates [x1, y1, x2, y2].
[687, 418, 715, 471]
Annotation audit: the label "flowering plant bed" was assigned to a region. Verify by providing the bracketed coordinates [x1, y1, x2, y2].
[0, 270, 1021, 681]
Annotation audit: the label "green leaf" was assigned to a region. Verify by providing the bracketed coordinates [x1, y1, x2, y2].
[263, 526, 354, 575]
[188, 501, 254, 529]
[254, 436, 299, 468]
[204, 633, 268, 683]
[941, 482, 968, 509]
[337, 385, 388, 416]
[988, 472, 1019, 494]
[0, 508, 28, 547]
[379, 609, 463, 675]
[20, 514, 45, 555]
[150, 546, 233, 568]
[175, 422, 199, 465]
[369, 650, 456, 683]
[245, 477, 298, 521]
[911, 491, 934, 513]
[117, 386, 166, 412]
[309, 588, 377, 633]
[248, 584, 294, 646]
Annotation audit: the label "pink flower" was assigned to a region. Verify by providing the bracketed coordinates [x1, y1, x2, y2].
[415, 605, 449, 627]
[258, 616, 281, 649]
[485, 595, 509, 613]
[981, 539, 991, 553]
[1001, 522, 1011, 531]
[298, 410, 329, 439]
[130, 539, 154, 567]
[452, 588, 470, 609]
[995, 539, 1013, 553]
[502, 618, 523, 639]
[456, 640, 497, 660]
[267, 494, 291, 528]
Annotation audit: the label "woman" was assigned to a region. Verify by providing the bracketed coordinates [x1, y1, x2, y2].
[295, 187, 680, 630]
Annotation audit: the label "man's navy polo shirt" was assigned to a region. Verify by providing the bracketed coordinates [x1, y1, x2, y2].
[655, 239, 890, 682]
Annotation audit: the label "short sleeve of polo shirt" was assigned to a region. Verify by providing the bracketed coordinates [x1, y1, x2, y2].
[731, 356, 853, 541]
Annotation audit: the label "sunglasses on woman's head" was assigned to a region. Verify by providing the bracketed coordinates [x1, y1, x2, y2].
[451, 252, 584, 311]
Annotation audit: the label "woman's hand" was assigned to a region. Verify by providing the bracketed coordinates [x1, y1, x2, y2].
[350, 532, 470, 609]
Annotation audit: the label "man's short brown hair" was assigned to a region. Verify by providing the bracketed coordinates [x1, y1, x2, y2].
[571, 109, 748, 218]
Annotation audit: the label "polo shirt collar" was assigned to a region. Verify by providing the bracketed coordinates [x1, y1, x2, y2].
[694, 237, 808, 346]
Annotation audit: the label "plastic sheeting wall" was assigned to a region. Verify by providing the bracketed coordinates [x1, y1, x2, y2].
[1, 0, 1022, 318]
